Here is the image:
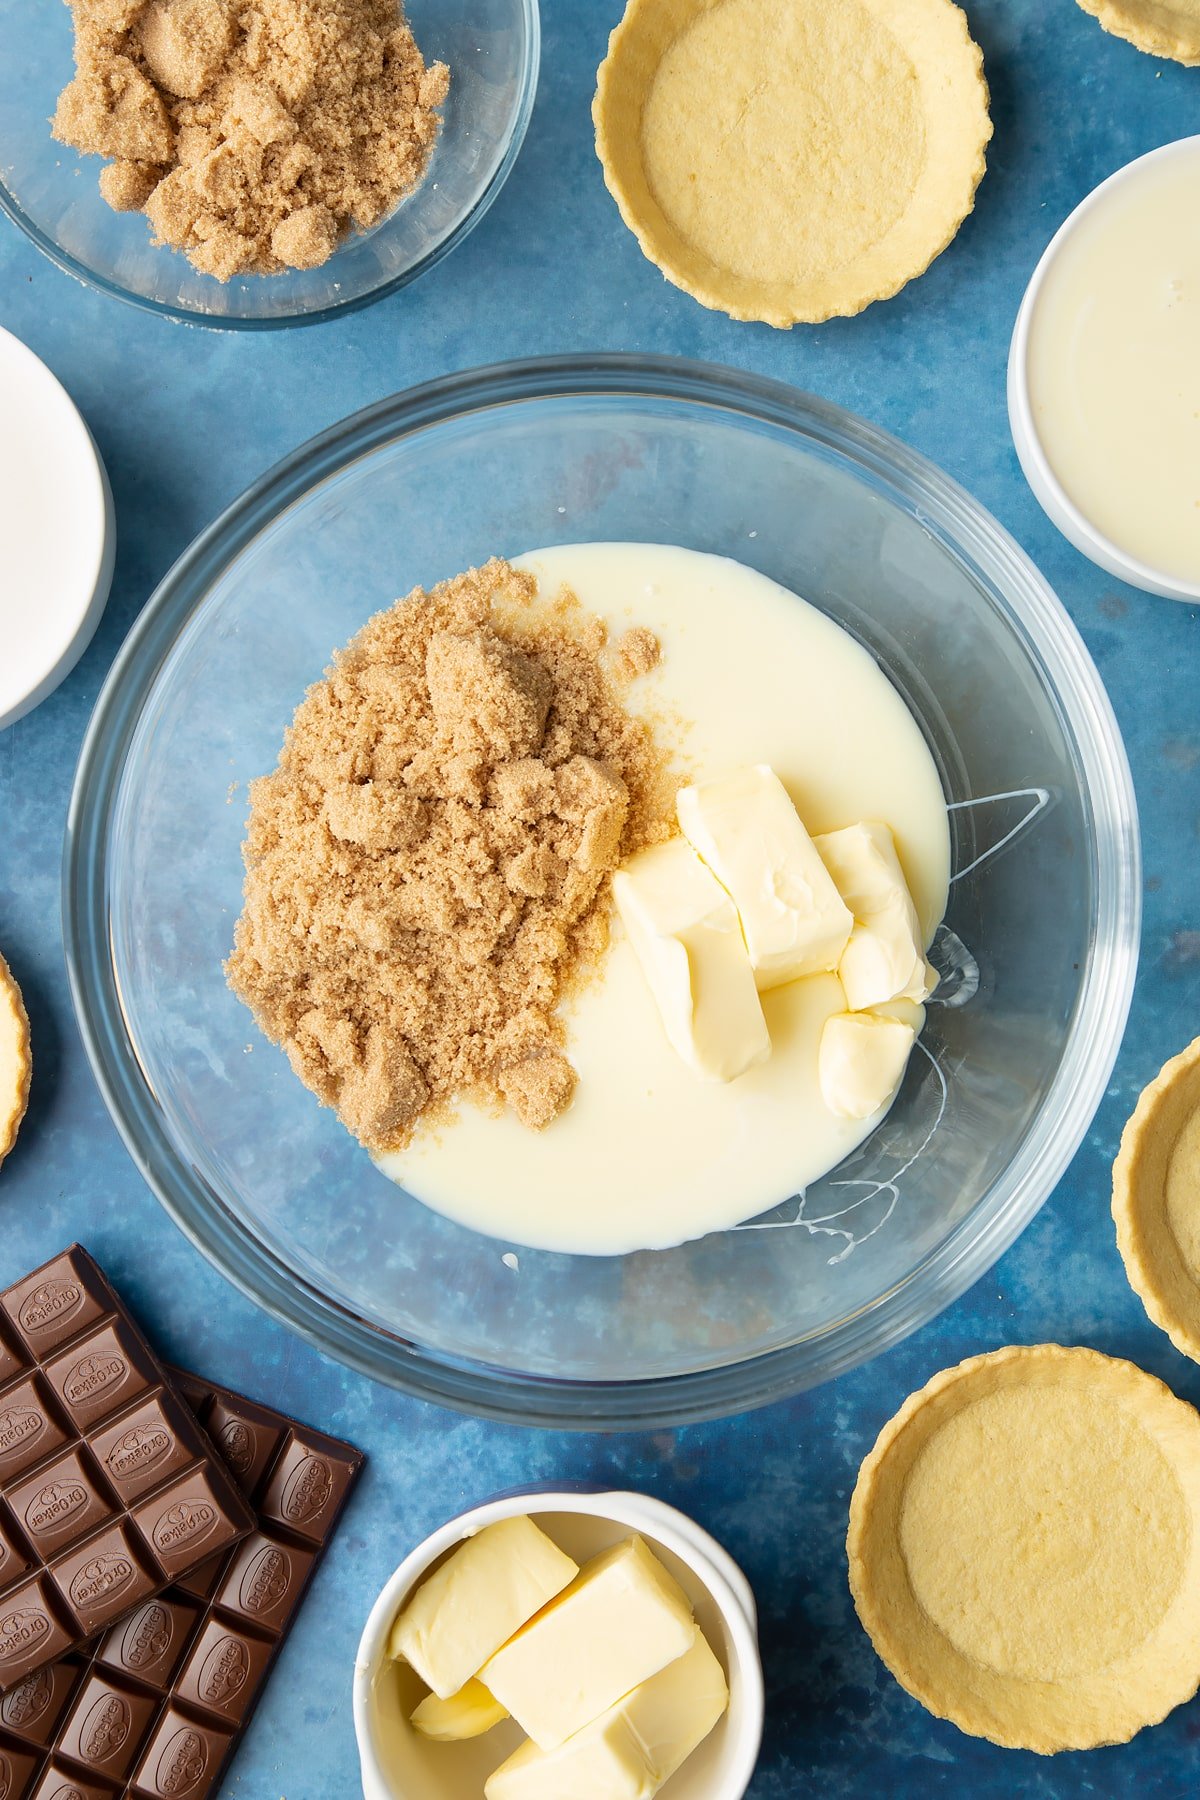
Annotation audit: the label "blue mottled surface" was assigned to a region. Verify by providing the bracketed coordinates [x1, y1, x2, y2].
[1, 2, 1198, 1794]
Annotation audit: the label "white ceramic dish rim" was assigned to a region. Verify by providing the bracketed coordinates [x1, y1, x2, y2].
[1008, 133, 1200, 603]
[0, 326, 115, 728]
[353, 1488, 765, 1800]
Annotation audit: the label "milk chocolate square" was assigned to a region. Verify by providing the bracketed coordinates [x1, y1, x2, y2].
[44, 1326, 153, 1433]
[212, 1533, 314, 1635]
[50, 1525, 154, 1637]
[129, 1709, 231, 1800]
[258, 1436, 350, 1543]
[29, 1761, 118, 1799]
[0, 1381, 68, 1485]
[131, 1473, 242, 1583]
[3, 1256, 106, 1356]
[90, 1400, 194, 1508]
[0, 1584, 75, 1688]
[173, 1621, 272, 1727]
[0, 1659, 83, 1748]
[11, 1454, 111, 1558]
[93, 1598, 199, 1691]
[58, 1674, 159, 1781]
[0, 1739, 41, 1799]
[198, 1400, 281, 1501]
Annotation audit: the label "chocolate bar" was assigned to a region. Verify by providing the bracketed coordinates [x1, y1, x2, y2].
[0, 1250, 254, 1693]
[0, 1369, 363, 1797]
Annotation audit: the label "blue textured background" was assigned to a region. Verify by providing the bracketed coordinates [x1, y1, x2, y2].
[1, 3, 1198, 1793]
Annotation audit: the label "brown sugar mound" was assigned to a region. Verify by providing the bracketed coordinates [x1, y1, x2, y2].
[226, 560, 675, 1152]
[52, 0, 449, 280]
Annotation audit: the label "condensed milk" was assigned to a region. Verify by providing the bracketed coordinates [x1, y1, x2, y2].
[1014, 138, 1200, 595]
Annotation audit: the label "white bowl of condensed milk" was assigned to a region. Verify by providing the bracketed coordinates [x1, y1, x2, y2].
[1009, 136, 1200, 601]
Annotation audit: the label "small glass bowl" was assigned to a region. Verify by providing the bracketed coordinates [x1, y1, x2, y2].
[0, 0, 538, 329]
[64, 356, 1141, 1427]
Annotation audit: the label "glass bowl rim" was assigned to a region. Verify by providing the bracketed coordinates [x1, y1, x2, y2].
[62, 352, 1142, 1427]
[0, 0, 541, 332]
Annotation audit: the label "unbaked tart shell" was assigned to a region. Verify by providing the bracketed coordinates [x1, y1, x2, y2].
[593, 0, 993, 326]
[848, 1344, 1200, 1752]
[1076, 0, 1200, 65]
[0, 952, 30, 1168]
[1113, 1036, 1200, 1362]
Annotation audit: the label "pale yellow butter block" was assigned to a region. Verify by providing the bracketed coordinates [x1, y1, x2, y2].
[411, 1677, 509, 1741]
[486, 1721, 657, 1800]
[619, 1631, 727, 1787]
[677, 766, 852, 988]
[480, 1535, 698, 1752]
[484, 1633, 729, 1800]
[819, 1009, 916, 1120]
[389, 1517, 579, 1700]
[815, 821, 937, 1010]
[613, 839, 769, 1082]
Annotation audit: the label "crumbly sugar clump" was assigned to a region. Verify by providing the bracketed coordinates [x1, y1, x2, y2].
[52, 0, 449, 280]
[226, 560, 675, 1151]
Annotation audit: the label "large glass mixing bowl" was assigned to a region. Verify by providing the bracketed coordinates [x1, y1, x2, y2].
[0, 0, 537, 328]
[64, 357, 1140, 1427]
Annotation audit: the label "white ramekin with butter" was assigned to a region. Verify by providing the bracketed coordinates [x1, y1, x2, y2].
[1009, 135, 1200, 602]
[354, 1489, 764, 1799]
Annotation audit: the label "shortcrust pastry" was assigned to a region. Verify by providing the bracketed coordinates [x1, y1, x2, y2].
[1113, 1037, 1200, 1361]
[593, 0, 992, 326]
[0, 952, 31, 1169]
[848, 1344, 1200, 1752]
[1076, 0, 1200, 64]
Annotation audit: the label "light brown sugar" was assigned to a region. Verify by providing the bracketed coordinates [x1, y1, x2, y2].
[53, 0, 449, 279]
[227, 560, 674, 1151]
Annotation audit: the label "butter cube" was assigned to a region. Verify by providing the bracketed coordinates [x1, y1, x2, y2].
[613, 840, 770, 1082]
[677, 766, 852, 989]
[814, 822, 937, 1011]
[487, 1724, 657, 1800]
[389, 1517, 579, 1700]
[485, 1633, 729, 1800]
[819, 1009, 916, 1120]
[480, 1535, 698, 1752]
[411, 1677, 508, 1741]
